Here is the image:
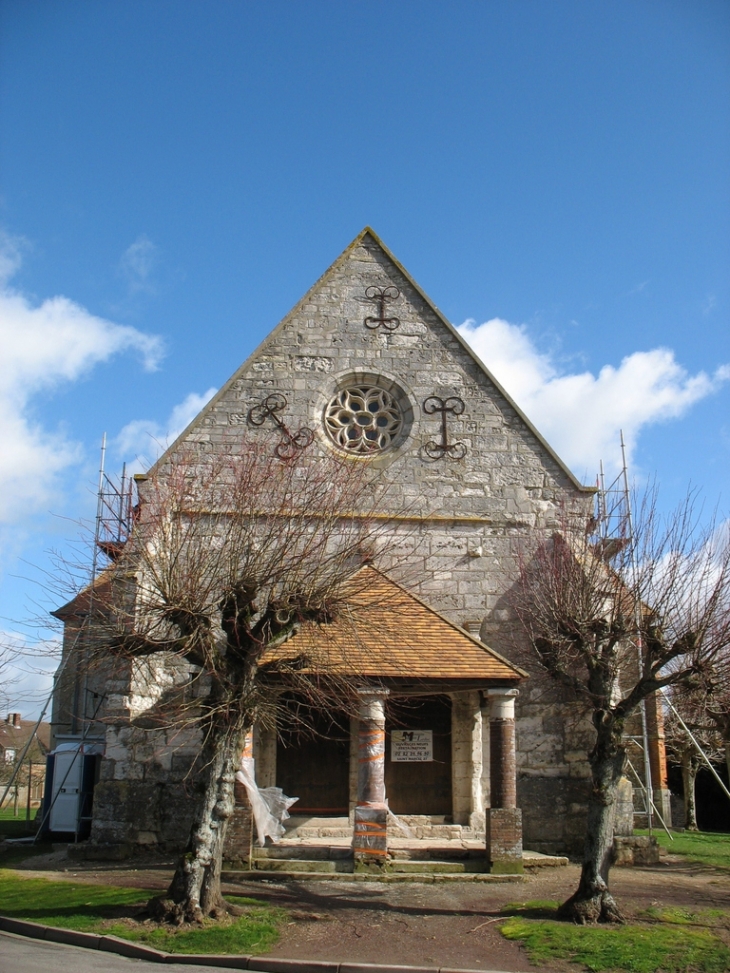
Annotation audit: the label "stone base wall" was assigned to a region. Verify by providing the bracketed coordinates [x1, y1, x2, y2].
[89, 779, 196, 851]
[88, 723, 202, 852]
[518, 775, 590, 855]
[613, 834, 660, 866]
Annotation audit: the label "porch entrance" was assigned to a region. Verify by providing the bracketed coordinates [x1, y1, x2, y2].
[385, 695, 452, 815]
[276, 703, 349, 815]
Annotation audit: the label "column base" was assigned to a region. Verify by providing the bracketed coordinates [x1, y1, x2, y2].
[486, 807, 523, 874]
[353, 805, 388, 870]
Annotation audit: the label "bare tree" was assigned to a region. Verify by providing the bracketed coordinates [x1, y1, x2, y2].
[88, 441, 392, 923]
[514, 494, 730, 923]
[704, 659, 730, 784]
[664, 687, 723, 831]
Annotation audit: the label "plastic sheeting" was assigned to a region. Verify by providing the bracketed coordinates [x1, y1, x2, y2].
[235, 757, 299, 847]
[386, 801, 415, 838]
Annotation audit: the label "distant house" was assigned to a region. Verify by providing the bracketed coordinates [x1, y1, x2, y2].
[0, 713, 50, 811]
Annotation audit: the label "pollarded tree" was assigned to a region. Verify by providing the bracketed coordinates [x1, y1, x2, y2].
[91, 440, 392, 923]
[514, 494, 730, 924]
[704, 660, 730, 784]
[663, 686, 723, 831]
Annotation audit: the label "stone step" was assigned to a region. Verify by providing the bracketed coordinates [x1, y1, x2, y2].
[282, 816, 485, 842]
[255, 845, 352, 861]
[284, 826, 352, 839]
[248, 858, 353, 874]
[389, 860, 488, 874]
[222, 865, 526, 884]
[254, 843, 487, 862]
[247, 858, 488, 874]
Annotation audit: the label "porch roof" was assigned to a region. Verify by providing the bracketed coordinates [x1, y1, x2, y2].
[262, 566, 525, 682]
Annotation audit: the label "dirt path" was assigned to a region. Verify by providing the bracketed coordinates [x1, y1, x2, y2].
[12, 851, 730, 973]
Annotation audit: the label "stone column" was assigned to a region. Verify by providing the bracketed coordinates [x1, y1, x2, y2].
[485, 688, 523, 874]
[645, 692, 673, 827]
[353, 688, 389, 870]
[254, 722, 277, 789]
[451, 691, 484, 829]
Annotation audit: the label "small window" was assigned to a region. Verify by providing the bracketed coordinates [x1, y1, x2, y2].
[4, 749, 16, 763]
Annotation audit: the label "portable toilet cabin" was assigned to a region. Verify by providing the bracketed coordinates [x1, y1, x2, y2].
[41, 740, 103, 839]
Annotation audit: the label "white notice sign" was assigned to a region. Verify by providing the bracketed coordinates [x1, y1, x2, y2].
[391, 730, 433, 762]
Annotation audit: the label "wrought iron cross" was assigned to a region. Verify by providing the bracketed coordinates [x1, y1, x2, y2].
[247, 393, 314, 460]
[364, 285, 400, 331]
[423, 396, 467, 460]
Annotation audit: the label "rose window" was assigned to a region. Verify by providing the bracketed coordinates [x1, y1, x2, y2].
[324, 384, 404, 454]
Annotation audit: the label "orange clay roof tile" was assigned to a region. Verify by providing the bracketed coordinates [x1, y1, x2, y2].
[263, 565, 524, 681]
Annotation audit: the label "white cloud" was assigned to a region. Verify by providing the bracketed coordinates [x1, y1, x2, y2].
[115, 388, 218, 473]
[0, 229, 26, 285]
[457, 317, 730, 479]
[119, 234, 158, 294]
[0, 231, 165, 524]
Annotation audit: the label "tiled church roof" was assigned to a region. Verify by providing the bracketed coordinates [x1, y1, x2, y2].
[263, 565, 525, 682]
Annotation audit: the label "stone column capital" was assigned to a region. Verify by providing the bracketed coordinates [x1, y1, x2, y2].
[357, 686, 390, 700]
[357, 687, 389, 722]
[485, 687, 519, 720]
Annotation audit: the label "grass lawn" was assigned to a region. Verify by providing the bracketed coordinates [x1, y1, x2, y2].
[0, 868, 282, 955]
[0, 806, 38, 838]
[638, 828, 730, 872]
[0, 806, 38, 820]
[499, 833, 730, 973]
[501, 902, 730, 973]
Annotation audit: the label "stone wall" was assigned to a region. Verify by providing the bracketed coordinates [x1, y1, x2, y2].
[513, 674, 595, 854]
[89, 723, 202, 850]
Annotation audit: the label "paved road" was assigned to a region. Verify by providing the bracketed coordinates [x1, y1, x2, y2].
[0, 931, 221, 973]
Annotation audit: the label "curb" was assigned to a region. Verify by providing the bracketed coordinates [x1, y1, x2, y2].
[0, 915, 513, 973]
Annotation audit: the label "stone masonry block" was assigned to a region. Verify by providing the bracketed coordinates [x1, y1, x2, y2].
[486, 807, 523, 874]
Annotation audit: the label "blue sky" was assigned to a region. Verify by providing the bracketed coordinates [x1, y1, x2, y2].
[1, 0, 728, 715]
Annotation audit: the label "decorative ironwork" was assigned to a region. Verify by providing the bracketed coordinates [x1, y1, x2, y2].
[364, 285, 400, 331]
[247, 393, 314, 460]
[422, 396, 467, 460]
[324, 384, 403, 454]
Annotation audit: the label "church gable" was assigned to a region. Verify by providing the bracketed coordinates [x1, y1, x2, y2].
[153, 228, 591, 526]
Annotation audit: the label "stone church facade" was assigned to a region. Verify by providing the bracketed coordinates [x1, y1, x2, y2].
[51, 228, 670, 862]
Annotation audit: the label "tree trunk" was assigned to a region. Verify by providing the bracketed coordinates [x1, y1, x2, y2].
[557, 721, 626, 924]
[681, 751, 699, 831]
[153, 720, 247, 924]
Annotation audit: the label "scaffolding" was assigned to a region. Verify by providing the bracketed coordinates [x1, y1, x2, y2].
[94, 436, 136, 566]
[1, 437, 137, 841]
[591, 431, 662, 835]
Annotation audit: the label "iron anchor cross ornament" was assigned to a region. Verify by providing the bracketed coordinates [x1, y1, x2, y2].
[247, 392, 315, 460]
[423, 395, 467, 460]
